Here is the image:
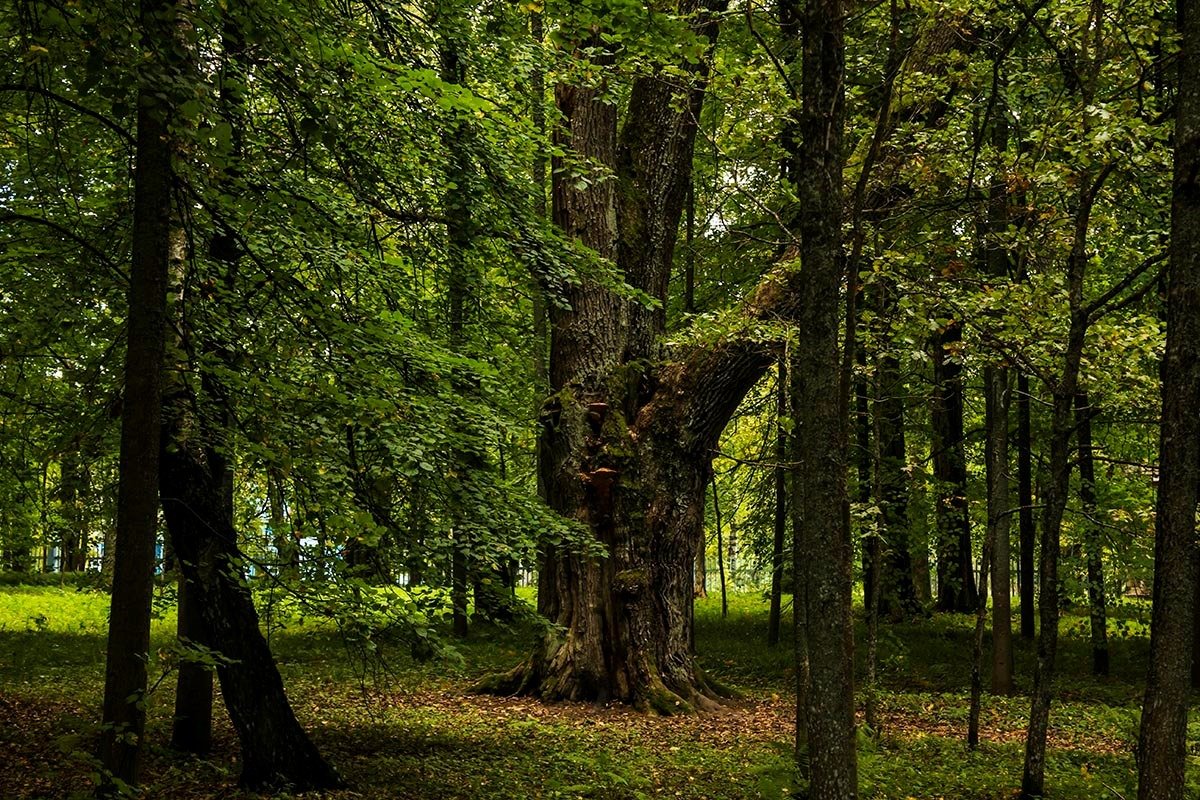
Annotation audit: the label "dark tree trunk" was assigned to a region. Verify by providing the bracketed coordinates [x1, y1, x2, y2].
[873, 328, 919, 620]
[58, 449, 89, 572]
[154, 12, 339, 786]
[1074, 391, 1109, 677]
[96, 0, 175, 787]
[1137, 2, 1200, 793]
[489, 3, 737, 712]
[1017, 372, 1036, 639]
[440, 32, 475, 639]
[986, 109, 1014, 692]
[984, 364, 1012, 694]
[767, 357, 787, 647]
[932, 319, 977, 613]
[160, 434, 343, 791]
[171, 567, 214, 754]
[790, 0, 857, 792]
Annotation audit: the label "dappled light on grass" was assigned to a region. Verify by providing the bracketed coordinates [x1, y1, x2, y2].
[0, 587, 1170, 798]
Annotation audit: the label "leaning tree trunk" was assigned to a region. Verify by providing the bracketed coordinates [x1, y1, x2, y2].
[1021, 163, 1111, 800]
[1137, 2, 1200, 794]
[159, 422, 344, 791]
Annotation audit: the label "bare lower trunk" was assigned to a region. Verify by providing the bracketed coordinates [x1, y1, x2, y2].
[767, 358, 787, 646]
[487, 393, 726, 712]
[171, 570, 214, 754]
[932, 319, 976, 613]
[1017, 373, 1036, 640]
[1075, 392, 1109, 677]
[986, 366, 1013, 694]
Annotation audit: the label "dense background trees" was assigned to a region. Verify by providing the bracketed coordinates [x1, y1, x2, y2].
[1, 0, 1196, 796]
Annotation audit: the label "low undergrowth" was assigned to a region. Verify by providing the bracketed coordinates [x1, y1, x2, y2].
[0, 583, 1195, 799]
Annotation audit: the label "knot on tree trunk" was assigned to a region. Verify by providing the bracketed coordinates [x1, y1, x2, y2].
[613, 568, 647, 596]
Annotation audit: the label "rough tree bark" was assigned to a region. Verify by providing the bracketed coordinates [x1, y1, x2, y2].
[1136, 1, 1200, 794]
[486, 1, 749, 711]
[790, 0, 857, 793]
[96, 0, 176, 788]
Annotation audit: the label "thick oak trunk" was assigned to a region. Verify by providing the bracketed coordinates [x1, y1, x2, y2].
[489, 4, 735, 710]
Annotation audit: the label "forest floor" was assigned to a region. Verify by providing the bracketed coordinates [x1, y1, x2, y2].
[1, 584, 1195, 799]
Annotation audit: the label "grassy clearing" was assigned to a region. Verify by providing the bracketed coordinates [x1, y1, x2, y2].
[0, 584, 1195, 799]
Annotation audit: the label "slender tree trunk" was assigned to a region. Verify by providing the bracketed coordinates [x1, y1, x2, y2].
[96, 0, 175, 787]
[874, 333, 918, 619]
[1021, 164, 1110, 799]
[984, 364, 1012, 696]
[986, 107, 1014, 692]
[1075, 391, 1109, 677]
[267, 467, 299, 578]
[855, 330, 875, 616]
[932, 319, 977, 613]
[165, 223, 216, 757]
[1137, 3, 1200, 792]
[713, 474, 728, 619]
[768, 358, 787, 646]
[1017, 372, 1036, 640]
[790, 0, 856, 793]
[440, 28, 477, 638]
[968, 492, 994, 750]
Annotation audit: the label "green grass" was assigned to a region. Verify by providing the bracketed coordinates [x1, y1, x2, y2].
[0, 583, 1196, 799]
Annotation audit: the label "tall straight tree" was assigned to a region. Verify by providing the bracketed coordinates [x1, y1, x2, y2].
[931, 318, 977, 613]
[96, 0, 179, 787]
[986, 100, 1014, 693]
[1137, 0, 1200, 795]
[789, 0, 857, 793]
